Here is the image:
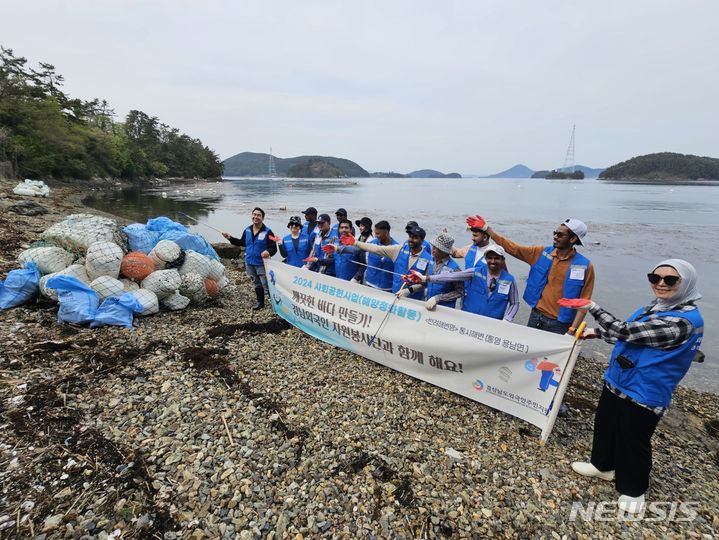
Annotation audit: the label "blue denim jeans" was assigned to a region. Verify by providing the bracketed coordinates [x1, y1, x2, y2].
[246, 263, 268, 293]
[527, 309, 571, 335]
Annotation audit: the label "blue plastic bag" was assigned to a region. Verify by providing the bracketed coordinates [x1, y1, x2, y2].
[146, 216, 187, 234]
[46, 275, 100, 325]
[159, 230, 220, 261]
[90, 292, 144, 329]
[0, 262, 40, 309]
[123, 223, 160, 254]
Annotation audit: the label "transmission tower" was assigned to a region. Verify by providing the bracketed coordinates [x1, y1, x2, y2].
[268, 147, 277, 177]
[562, 125, 576, 173]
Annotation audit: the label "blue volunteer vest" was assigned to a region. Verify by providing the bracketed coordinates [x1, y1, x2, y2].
[365, 238, 398, 290]
[283, 233, 311, 268]
[605, 306, 704, 407]
[244, 225, 270, 266]
[392, 245, 432, 299]
[334, 246, 359, 281]
[523, 247, 590, 323]
[302, 221, 318, 244]
[313, 233, 337, 276]
[462, 266, 515, 320]
[464, 244, 486, 269]
[426, 258, 461, 307]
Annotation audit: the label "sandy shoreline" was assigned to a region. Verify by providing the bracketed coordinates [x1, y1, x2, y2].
[1, 178, 718, 539]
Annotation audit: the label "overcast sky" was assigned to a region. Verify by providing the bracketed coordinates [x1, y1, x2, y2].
[3, 1, 718, 174]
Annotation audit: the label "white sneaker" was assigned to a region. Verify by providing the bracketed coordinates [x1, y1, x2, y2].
[618, 494, 645, 514]
[571, 461, 615, 481]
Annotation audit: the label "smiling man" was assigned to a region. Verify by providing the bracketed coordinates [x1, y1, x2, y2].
[466, 215, 594, 334]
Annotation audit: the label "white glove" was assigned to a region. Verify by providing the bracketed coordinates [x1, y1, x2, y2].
[425, 297, 438, 311]
[397, 287, 411, 298]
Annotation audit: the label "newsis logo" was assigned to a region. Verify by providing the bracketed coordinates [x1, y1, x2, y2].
[569, 501, 699, 522]
[473, 379, 485, 391]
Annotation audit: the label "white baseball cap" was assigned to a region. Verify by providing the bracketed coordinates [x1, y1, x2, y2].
[484, 244, 507, 258]
[563, 218, 587, 246]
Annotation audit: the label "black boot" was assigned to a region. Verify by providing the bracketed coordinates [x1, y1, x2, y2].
[252, 287, 265, 310]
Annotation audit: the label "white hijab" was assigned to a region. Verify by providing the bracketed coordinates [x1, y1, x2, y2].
[650, 259, 702, 311]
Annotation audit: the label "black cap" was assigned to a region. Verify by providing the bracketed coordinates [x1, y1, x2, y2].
[405, 220, 419, 232]
[335, 207, 347, 216]
[287, 215, 302, 228]
[407, 225, 426, 239]
[302, 207, 317, 215]
[317, 213, 331, 224]
[355, 217, 372, 229]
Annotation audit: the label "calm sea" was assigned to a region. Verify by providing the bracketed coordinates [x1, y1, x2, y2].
[85, 176, 718, 394]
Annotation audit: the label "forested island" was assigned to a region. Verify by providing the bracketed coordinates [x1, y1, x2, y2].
[287, 159, 345, 178]
[223, 152, 369, 177]
[600, 152, 719, 180]
[0, 47, 223, 181]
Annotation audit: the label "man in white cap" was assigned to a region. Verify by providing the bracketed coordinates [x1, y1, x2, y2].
[410, 244, 519, 320]
[400, 232, 463, 310]
[465, 215, 594, 334]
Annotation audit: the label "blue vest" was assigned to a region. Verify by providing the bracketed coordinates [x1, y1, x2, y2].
[392, 245, 432, 299]
[302, 221, 318, 245]
[365, 238, 397, 290]
[462, 266, 515, 319]
[283, 233, 311, 268]
[605, 306, 704, 407]
[334, 246, 359, 281]
[244, 225, 270, 266]
[464, 244, 486, 269]
[401, 239, 432, 258]
[426, 258, 461, 307]
[313, 233, 337, 276]
[523, 247, 590, 323]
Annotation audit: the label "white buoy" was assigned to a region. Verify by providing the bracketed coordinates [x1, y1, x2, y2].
[161, 192, 167, 198]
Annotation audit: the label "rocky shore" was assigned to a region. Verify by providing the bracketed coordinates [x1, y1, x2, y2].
[1, 178, 717, 539]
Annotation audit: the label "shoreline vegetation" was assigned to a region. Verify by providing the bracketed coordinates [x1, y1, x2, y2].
[1, 176, 718, 538]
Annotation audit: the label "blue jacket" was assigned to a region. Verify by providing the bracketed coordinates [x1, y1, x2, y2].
[464, 244, 486, 269]
[334, 244, 360, 281]
[282, 233, 311, 268]
[426, 258, 461, 307]
[462, 266, 515, 319]
[302, 221, 318, 245]
[243, 225, 271, 266]
[605, 306, 704, 407]
[523, 247, 590, 323]
[392, 245, 432, 299]
[365, 238, 397, 290]
[313, 233, 337, 276]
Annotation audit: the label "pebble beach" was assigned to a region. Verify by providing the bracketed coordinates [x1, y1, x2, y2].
[1, 178, 718, 539]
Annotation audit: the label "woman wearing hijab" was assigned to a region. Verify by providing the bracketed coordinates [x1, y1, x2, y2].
[558, 259, 704, 514]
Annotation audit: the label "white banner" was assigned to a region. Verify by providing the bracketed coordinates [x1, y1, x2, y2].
[265, 260, 581, 441]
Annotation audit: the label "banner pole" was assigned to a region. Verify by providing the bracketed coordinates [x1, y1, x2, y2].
[540, 322, 586, 444]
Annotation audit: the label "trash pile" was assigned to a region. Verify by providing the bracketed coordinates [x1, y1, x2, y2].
[12, 179, 51, 197]
[0, 214, 230, 329]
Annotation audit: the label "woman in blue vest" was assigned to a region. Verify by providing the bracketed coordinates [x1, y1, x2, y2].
[278, 216, 311, 268]
[222, 207, 277, 310]
[564, 259, 704, 514]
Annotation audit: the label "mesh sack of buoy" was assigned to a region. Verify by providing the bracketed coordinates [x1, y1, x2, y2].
[18, 246, 75, 275]
[128, 288, 159, 316]
[85, 241, 124, 281]
[178, 250, 211, 278]
[207, 259, 225, 282]
[120, 252, 155, 281]
[40, 264, 91, 301]
[40, 213, 127, 254]
[141, 269, 181, 299]
[148, 240, 182, 269]
[160, 291, 191, 311]
[218, 275, 231, 290]
[120, 278, 140, 292]
[90, 276, 125, 301]
[204, 277, 220, 299]
[122, 223, 159, 254]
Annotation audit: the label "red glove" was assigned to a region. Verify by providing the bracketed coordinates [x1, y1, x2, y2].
[340, 235, 356, 246]
[466, 215, 488, 231]
[557, 298, 593, 309]
[402, 270, 425, 284]
[268, 234, 280, 242]
[321, 244, 336, 254]
[303, 257, 317, 263]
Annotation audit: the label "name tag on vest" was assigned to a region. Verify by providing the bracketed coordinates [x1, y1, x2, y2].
[416, 259, 428, 271]
[498, 280, 511, 294]
[258, 232, 266, 241]
[569, 265, 586, 280]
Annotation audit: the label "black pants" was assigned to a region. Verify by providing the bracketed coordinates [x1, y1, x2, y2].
[591, 386, 661, 497]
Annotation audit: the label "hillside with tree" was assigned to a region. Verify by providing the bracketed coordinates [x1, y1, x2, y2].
[599, 152, 719, 181]
[0, 47, 222, 180]
[223, 152, 369, 177]
[287, 159, 345, 178]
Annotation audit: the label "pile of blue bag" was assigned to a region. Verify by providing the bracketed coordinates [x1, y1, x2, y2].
[123, 217, 220, 261]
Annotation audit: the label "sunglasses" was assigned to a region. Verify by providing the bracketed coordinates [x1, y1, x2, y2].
[647, 273, 680, 286]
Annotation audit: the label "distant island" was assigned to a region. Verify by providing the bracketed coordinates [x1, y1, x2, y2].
[488, 164, 604, 179]
[599, 152, 719, 180]
[287, 159, 344, 178]
[369, 172, 407, 178]
[223, 152, 369, 177]
[543, 170, 585, 179]
[408, 169, 462, 179]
